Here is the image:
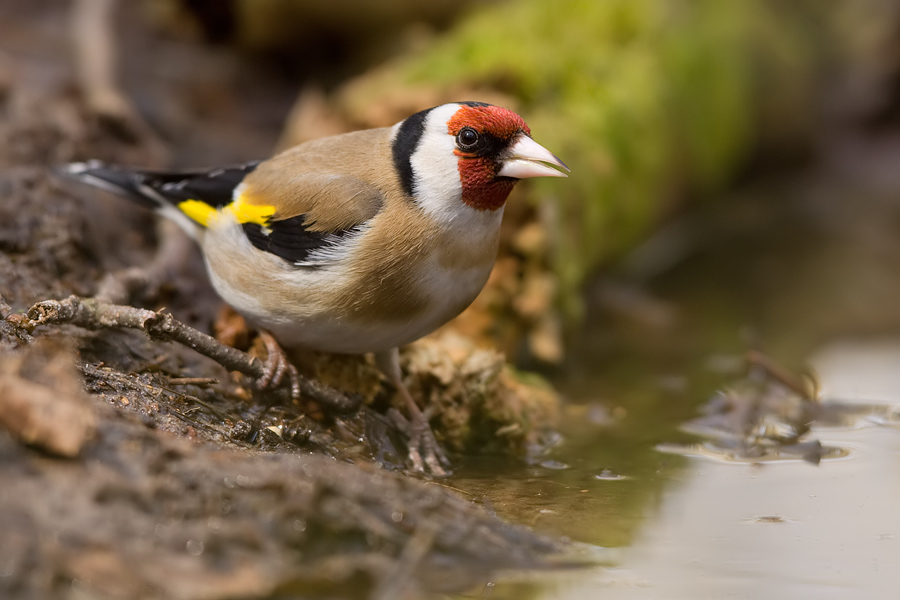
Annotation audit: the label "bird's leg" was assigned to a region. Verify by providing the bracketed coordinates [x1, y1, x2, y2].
[397, 381, 450, 475]
[375, 349, 450, 476]
[256, 330, 301, 400]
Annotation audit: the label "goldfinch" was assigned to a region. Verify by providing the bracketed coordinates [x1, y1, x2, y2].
[64, 101, 569, 473]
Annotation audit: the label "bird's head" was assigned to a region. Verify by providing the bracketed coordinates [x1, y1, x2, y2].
[391, 102, 568, 221]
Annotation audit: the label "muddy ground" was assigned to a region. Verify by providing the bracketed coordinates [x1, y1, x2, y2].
[0, 3, 574, 599]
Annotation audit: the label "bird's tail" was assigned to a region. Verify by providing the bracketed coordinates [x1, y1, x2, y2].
[60, 159, 261, 239]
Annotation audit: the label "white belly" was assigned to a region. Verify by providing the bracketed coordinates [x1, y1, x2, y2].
[202, 222, 494, 355]
[276, 257, 491, 354]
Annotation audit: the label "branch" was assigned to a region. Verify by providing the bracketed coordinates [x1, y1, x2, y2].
[23, 295, 361, 414]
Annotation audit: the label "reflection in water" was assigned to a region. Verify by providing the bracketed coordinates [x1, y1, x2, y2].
[657, 350, 858, 465]
[493, 341, 900, 599]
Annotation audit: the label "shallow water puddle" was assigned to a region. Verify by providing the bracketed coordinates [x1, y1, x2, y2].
[463, 339, 900, 599]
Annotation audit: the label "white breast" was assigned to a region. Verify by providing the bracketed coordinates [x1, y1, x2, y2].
[248, 247, 494, 354]
[200, 203, 501, 355]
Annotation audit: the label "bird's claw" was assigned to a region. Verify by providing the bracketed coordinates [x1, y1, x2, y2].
[391, 406, 450, 476]
[411, 415, 451, 476]
[257, 331, 301, 400]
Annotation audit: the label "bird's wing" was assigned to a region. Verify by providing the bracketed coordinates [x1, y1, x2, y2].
[64, 158, 387, 267]
[61, 160, 261, 223]
[235, 171, 386, 267]
[231, 128, 394, 266]
[63, 128, 394, 266]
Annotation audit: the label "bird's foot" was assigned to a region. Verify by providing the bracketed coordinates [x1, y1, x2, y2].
[375, 348, 452, 476]
[409, 408, 451, 477]
[256, 330, 301, 400]
[390, 402, 451, 477]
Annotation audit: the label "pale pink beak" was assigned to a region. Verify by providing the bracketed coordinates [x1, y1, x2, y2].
[498, 135, 569, 179]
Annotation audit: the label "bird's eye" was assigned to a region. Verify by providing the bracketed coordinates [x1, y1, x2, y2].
[456, 127, 480, 150]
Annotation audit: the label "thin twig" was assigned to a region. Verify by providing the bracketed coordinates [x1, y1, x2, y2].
[159, 386, 235, 423]
[745, 350, 817, 402]
[24, 295, 361, 414]
[167, 377, 218, 387]
[165, 405, 221, 435]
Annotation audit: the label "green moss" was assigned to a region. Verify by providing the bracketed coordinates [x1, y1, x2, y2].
[357, 0, 814, 318]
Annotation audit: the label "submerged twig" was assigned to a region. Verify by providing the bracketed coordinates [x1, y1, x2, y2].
[23, 295, 361, 414]
[746, 349, 818, 402]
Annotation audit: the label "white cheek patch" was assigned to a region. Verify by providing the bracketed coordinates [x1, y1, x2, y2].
[398, 103, 506, 251]
[408, 104, 464, 226]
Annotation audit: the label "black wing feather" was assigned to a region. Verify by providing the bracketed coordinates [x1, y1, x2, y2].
[62, 160, 261, 211]
[243, 217, 359, 267]
[66, 159, 369, 267]
[154, 162, 261, 207]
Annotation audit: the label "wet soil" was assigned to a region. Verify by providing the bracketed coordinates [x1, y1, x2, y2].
[0, 341, 566, 600]
[0, 4, 573, 599]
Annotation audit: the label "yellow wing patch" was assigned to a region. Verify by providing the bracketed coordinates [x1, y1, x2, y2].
[177, 199, 218, 227]
[176, 196, 277, 228]
[227, 197, 276, 225]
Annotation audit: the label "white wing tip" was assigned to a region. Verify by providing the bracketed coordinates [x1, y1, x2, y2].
[61, 159, 105, 175]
